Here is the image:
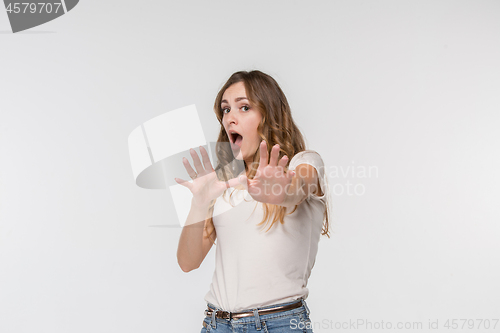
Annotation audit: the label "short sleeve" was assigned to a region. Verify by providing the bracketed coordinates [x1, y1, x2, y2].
[289, 150, 327, 202]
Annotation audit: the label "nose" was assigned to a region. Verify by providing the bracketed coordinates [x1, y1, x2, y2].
[224, 108, 238, 126]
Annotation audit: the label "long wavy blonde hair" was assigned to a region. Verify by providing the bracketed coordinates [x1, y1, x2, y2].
[203, 70, 331, 245]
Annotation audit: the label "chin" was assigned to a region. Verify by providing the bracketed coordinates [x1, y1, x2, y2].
[231, 146, 242, 159]
[234, 152, 243, 160]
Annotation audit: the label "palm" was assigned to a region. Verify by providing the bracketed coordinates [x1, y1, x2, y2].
[241, 141, 295, 205]
[174, 146, 245, 207]
[188, 171, 222, 202]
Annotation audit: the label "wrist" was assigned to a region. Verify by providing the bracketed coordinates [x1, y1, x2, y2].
[191, 197, 211, 210]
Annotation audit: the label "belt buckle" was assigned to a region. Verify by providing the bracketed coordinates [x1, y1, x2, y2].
[207, 307, 232, 320]
[218, 309, 231, 320]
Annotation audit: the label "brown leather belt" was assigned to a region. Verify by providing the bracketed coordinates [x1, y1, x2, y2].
[204, 300, 302, 320]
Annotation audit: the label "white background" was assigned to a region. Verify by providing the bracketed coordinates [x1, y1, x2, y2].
[1, 1, 499, 332]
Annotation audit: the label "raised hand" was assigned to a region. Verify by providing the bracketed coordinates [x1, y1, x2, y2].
[174, 146, 245, 207]
[238, 140, 296, 205]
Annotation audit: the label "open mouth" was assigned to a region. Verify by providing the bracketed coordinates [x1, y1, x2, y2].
[229, 131, 243, 147]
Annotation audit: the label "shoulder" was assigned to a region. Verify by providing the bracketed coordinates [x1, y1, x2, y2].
[289, 150, 325, 170]
[289, 150, 326, 200]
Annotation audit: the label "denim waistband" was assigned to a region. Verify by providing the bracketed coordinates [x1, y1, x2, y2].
[205, 298, 311, 329]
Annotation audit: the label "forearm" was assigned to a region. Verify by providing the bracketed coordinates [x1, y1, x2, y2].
[177, 199, 210, 271]
[279, 175, 308, 208]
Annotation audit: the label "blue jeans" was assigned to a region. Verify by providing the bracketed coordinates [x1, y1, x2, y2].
[200, 299, 314, 333]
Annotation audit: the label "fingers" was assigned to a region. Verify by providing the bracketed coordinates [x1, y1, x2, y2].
[182, 156, 198, 179]
[259, 140, 268, 167]
[176, 147, 213, 191]
[181, 147, 210, 181]
[260, 140, 291, 174]
[189, 148, 205, 175]
[278, 154, 289, 170]
[173, 177, 192, 190]
[226, 174, 248, 191]
[268, 144, 280, 166]
[199, 146, 214, 172]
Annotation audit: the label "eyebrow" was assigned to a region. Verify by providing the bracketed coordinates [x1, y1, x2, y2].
[221, 97, 248, 105]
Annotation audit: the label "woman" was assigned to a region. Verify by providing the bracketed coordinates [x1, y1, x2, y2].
[175, 70, 331, 333]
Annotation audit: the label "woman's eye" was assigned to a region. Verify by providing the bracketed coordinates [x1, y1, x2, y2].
[222, 105, 249, 114]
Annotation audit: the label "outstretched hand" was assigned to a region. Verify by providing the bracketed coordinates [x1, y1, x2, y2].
[174, 146, 246, 207]
[238, 141, 296, 205]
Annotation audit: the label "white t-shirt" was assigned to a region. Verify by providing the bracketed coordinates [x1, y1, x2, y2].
[204, 150, 328, 312]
